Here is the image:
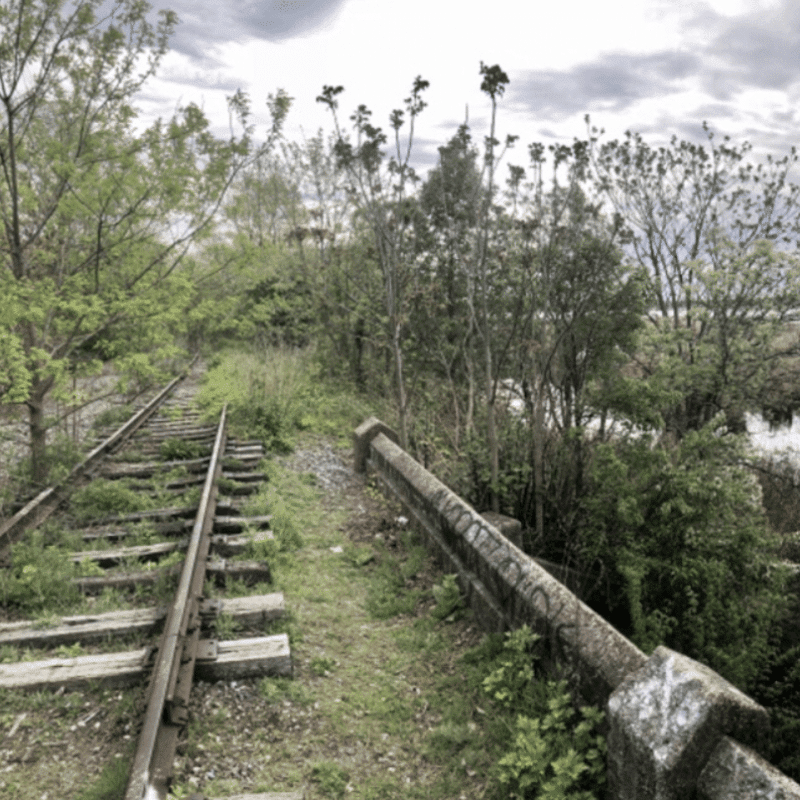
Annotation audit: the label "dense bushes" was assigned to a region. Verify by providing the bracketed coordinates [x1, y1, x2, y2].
[451, 410, 800, 779]
[579, 420, 787, 690]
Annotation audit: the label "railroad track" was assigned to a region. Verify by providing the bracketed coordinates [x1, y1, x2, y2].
[0, 368, 295, 799]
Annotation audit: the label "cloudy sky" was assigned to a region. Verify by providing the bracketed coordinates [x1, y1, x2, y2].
[135, 0, 800, 176]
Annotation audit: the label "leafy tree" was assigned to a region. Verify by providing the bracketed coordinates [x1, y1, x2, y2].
[469, 139, 645, 541]
[317, 76, 429, 447]
[470, 62, 518, 511]
[589, 121, 800, 435]
[0, 0, 252, 483]
[412, 123, 484, 446]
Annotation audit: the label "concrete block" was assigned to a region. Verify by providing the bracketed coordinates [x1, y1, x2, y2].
[697, 736, 800, 799]
[608, 646, 769, 800]
[352, 417, 398, 473]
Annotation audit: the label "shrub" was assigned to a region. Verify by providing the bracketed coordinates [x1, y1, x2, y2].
[0, 530, 81, 613]
[159, 438, 209, 460]
[494, 701, 606, 800]
[310, 761, 349, 799]
[467, 626, 606, 800]
[70, 478, 153, 522]
[579, 419, 788, 691]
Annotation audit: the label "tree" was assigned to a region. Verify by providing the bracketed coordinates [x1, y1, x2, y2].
[499, 140, 645, 542]
[317, 77, 430, 447]
[413, 123, 484, 447]
[468, 62, 517, 511]
[589, 122, 800, 435]
[0, 0, 252, 483]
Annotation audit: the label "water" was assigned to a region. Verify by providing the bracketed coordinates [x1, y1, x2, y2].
[746, 412, 800, 465]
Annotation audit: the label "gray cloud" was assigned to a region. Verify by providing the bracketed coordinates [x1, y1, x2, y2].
[505, 1, 800, 132]
[166, 0, 347, 60]
[509, 50, 699, 121]
[696, 2, 800, 99]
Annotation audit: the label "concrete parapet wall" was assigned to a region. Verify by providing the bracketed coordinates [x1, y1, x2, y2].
[354, 418, 800, 800]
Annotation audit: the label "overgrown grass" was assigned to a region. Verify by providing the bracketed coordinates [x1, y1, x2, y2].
[74, 753, 131, 800]
[196, 347, 379, 452]
[122, 348, 605, 799]
[0, 526, 82, 614]
[69, 478, 155, 522]
[91, 404, 134, 431]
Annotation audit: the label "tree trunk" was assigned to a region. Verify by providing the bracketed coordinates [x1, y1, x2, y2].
[28, 378, 51, 487]
[485, 339, 500, 513]
[533, 393, 545, 542]
[392, 317, 409, 449]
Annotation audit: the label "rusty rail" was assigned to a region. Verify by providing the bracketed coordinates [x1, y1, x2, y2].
[124, 404, 227, 800]
[0, 363, 194, 561]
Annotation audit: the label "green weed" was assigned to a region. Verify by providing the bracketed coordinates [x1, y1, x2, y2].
[258, 676, 310, 705]
[54, 643, 84, 659]
[365, 551, 423, 619]
[159, 438, 209, 460]
[431, 574, 466, 622]
[309, 656, 336, 676]
[310, 761, 350, 799]
[92, 405, 134, 430]
[213, 612, 238, 640]
[74, 752, 131, 800]
[0, 531, 81, 614]
[463, 626, 606, 800]
[342, 543, 375, 567]
[70, 479, 153, 522]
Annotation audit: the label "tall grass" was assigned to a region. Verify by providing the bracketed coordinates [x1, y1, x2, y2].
[196, 346, 378, 451]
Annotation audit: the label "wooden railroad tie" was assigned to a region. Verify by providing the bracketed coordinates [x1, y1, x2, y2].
[0, 594, 290, 690]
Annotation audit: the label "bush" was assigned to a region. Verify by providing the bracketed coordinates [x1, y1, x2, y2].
[579, 419, 788, 692]
[159, 438, 209, 460]
[70, 478, 153, 522]
[465, 626, 606, 800]
[0, 530, 81, 614]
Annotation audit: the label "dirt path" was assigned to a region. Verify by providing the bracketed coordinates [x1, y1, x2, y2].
[169, 436, 489, 799]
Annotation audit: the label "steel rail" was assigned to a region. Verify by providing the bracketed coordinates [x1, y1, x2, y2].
[0, 362, 195, 561]
[124, 404, 227, 800]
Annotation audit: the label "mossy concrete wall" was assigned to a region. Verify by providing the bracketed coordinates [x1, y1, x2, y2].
[354, 417, 800, 800]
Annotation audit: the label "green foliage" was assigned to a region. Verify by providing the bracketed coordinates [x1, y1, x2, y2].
[270, 498, 304, 551]
[74, 754, 131, 800]
[310, 656, 337, 676]
[494, 702, 606, 800]
[342, 543, 375, 567]
[482, 627, 541, 713]
[158, 438, 209, 460]
[69, 478, 153, 522]
[431, 574, 466, 622]
[0, 0, 253, 482]
[310, 761, 350, 799]
[213, 612, 238, 640]
[0, 530, 80, 614]
[364, 549, 423, 619]
[0, 284, 30, 403]
[258, 676, 310, 705]
[92, 404, 134, 430]
[580, 419, 787, 690]
[4, 432, 84, 496]
[197, 348, 310, 452]
[453, 626, 606, 800]
[591, 123, 800, 435]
